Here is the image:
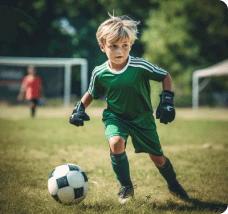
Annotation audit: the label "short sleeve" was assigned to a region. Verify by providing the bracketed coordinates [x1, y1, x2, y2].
[88, 69, 106, 100]
[142, 59, 167, 82]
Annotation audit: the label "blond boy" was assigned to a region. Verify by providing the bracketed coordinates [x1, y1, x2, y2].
[70, 14, 189, 204]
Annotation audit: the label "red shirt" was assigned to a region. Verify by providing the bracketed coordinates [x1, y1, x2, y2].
[22, 75, 42, 100]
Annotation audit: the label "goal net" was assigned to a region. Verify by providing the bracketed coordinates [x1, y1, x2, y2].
[0, 57, 88, 108]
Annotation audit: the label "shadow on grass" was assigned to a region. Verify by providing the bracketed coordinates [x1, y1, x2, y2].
[65, 198, 228, 214]
[150, 198, 227, 213]
[75, 202, 117, 213]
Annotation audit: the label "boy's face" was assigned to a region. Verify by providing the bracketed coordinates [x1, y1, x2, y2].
[28, 66, 36, 75]
[100, 37, 132, 71]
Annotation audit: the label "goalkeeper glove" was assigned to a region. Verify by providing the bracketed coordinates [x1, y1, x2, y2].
[156, 90, 175, 124]
[69, 101, 90, 127]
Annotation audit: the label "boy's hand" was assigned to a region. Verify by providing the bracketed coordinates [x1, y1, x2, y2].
[156, 90, 175, 124]
[17, 94, 23, 101]
[69, 101, 90, 127]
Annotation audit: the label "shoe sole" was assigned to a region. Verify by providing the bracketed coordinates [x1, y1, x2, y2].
[118, 196, 134, 205]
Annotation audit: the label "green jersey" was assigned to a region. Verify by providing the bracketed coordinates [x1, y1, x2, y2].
[88, 56, 167, 122]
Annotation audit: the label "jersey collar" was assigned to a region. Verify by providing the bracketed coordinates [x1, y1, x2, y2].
[107, 56, 131, 74]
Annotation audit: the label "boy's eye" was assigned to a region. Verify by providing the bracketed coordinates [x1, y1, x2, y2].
[123, 44, 128, 47]
[110, 45, 116, 48]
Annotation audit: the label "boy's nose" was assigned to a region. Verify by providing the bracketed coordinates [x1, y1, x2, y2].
[117, 48, 122, 53]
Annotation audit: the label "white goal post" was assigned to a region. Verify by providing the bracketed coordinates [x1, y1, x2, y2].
[0, 57, 88, 108]
[192, 59, 228, 109]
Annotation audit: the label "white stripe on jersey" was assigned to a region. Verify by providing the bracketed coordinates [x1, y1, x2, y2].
[129, 63, 165, 75]
[130, 57, 167, 75]
[130, 58, 167, 75]
[88, 62, 107, 93]
[88, 62, 107, 94]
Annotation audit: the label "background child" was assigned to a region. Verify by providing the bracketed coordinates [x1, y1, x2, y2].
[70, 14, 189, 205]
[17, 66, 44, 118]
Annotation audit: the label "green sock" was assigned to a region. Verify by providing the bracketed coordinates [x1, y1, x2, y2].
[110, 151, 132, 187]
[156, 157, 178, 186]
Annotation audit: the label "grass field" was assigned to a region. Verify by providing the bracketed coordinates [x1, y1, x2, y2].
[0, 105, 227, 214]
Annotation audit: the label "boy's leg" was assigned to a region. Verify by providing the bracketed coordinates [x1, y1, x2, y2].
[109, 136, 132, 187]
[31, 106, 36, 117]
[109, 136, 134, 204]
[149, 154, 189, 200]
[29, 99, 38, 117]
[102, 116, 134, 204]
[149, 155, 177, 185]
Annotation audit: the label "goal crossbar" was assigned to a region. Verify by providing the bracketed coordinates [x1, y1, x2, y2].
[0, 57, 88, 108]
[192, 59, 228, 109]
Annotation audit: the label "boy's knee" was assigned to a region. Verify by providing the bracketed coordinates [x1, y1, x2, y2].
[109, 136, 125, 154]
[149, 154, 166, 167]
[29, 103, 36, 108]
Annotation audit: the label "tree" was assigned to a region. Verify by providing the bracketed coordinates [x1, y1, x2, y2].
[0, 0, 157, 71]
[1, 0, 160, 98]
[186, 0, 228, 63]
[141, 0, 228, 98]
[0, 1, 75, 57]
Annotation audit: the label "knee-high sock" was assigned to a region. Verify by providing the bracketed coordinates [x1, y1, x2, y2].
[110, 151, 132, 187]
[156, 157, 178, 186]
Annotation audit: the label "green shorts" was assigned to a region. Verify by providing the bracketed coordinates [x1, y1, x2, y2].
[102, 110, 163, 156]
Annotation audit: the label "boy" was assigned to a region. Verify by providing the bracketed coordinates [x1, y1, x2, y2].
[70, 14, 189, 205]
[17, 66, 44, 117]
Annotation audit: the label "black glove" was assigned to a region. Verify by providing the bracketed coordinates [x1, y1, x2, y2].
[69, 101, 90, 127]
[156, 90, 175, 124]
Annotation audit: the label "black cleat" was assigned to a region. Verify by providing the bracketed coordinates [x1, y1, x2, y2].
[168, 182, 190, 201]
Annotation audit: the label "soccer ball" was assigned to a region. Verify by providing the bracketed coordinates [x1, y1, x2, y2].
[48, 163, 89, 205]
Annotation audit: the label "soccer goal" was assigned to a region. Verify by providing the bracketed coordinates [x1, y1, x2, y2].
[0, 57, 88, 108]
[192, 59, 228, 109]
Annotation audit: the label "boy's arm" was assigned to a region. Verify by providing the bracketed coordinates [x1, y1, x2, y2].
[162, 73, 172, 91]
[156, 72, 175, 124]
[81, 92, 93, 109]
[17, 84, 26, 101]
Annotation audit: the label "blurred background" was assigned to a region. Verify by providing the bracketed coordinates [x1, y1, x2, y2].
[0, 0, 228, 108]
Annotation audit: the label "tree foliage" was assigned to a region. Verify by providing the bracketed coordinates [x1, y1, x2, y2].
[0, 1, 72, 57]
[0, 0, 156, 72]
[142, 0, 228, 94]
[1, 0, 227, 101]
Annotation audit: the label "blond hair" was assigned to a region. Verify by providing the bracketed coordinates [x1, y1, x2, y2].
[96, 13, 140, 46]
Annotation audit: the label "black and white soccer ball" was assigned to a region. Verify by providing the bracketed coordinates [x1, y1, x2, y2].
[48, 163, 89, 205]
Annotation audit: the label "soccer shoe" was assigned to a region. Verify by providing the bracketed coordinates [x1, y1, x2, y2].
[117, 185, 135, 205]
[168, 182, 190, 201]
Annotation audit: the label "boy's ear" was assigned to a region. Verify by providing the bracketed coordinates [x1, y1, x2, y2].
[99, 44, 106, 52]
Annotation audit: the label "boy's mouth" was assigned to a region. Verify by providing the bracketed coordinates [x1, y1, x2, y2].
[115, 56, 123, 58]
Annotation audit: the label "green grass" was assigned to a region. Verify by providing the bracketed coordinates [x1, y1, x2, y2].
[0, 114, 227, 214]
